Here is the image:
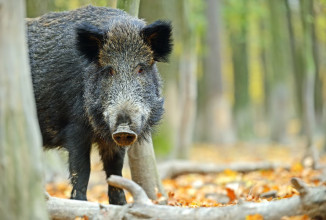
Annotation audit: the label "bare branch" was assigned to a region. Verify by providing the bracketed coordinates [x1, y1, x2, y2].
[159, 160, 290, 179]
[45, 191, 50, 200]
[291, 177, 308, 196]
[107, 175, 152, 205]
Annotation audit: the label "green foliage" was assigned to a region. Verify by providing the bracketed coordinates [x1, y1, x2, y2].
[187, 0, 206, 37]
[223, 0, 248, 31]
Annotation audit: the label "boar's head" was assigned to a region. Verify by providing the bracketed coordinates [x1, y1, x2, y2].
[76, 18, 172, 146]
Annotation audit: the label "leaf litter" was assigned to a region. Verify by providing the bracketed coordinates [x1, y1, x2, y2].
[46, 143, 326, 220]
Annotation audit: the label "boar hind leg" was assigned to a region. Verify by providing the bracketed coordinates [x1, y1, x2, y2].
[100, 146, 127, 205]
[66, 128, 91, 201]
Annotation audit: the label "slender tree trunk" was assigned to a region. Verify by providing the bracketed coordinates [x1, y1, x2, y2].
[175, 47, 197, 159]
[300, 0, 316, 146]
[172, 0, 197, 159]
[201, 0, 234, 143]
[228, 0, 252, 140]
[300, 0, 318, 167]
[116, 0, 166, 199]
[0, 0, 48, 219]
[311, 2, 323, 130]
[285, 0, 304, 135]
[128, 135, 165, 199]
[267, 0, 291, 142]
[117, 0, 140, 17]
[259, 18, 271, 127]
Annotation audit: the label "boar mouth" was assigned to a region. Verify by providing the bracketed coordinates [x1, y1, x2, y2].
[112, 124, 138, 146]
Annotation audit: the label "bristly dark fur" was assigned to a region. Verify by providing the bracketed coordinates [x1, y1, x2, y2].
[141, 20, 173, 62]
[27, 5, 173, 206]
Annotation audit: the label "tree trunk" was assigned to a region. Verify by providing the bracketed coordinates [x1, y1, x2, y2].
[200, 0, 234, 144]
[311, 3, 322, 128]
[285, 0, 304, 134]
[117, 0, 140, 17]
[300, 0, 318, 168]
[172, 0, 197, 159]
[116, 0, 166, 200]
[175, 47, 197, 159]
[259, 16, 272, 133]
[0, 0, 48, 219]
[128, 135, 166, 200]
[227, 0, 252, 140]
[267, 0, 292, 143]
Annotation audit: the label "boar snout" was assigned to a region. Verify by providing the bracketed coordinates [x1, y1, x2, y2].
[112, 125, 137, 146]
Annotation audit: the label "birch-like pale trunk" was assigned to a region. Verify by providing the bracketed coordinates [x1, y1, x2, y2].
[171, 0, 198, 159]
[300, 0, 318, 168]
[202, 0, 234, 143]
[174, 49, 197, 159]
[0, 0, 48, 219]
[267, 0, 292, 143]
[128, 135, 166, 199]
[116, 0, 166, 200]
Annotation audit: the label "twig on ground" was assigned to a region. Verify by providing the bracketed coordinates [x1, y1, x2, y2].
[107, 175, 152, 205]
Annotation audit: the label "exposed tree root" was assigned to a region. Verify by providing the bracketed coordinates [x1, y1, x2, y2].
[47, 175, 326, 220]
[302, 144, 320, 169]
[107, 175, 151, 205]
[158, 160, 291, 179]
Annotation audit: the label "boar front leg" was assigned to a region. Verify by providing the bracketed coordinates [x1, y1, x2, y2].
[66, 128, 91, 201]
[100, 145, 127, 205]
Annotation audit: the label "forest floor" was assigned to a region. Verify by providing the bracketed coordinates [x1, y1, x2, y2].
[46, 141, 326, 220]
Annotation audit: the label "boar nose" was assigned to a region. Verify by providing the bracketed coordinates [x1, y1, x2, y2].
[112, 125, 137, 146]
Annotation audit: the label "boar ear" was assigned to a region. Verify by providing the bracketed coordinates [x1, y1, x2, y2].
[76, 23, 106, 63]
[141, 20, 173, 62]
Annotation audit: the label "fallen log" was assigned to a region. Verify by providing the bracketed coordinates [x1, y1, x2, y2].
[47, 175, 326, 220]
[158, 160, 291, 179]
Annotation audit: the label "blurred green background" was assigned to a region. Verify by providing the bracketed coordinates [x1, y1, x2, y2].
[26, 0, 326, 159]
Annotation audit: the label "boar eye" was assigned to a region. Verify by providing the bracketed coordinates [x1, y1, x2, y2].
[135, 64, 145, 74]
[138, 67, 144, 74]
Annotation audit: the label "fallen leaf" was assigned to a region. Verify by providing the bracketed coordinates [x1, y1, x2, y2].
[246, 214, 264, 220]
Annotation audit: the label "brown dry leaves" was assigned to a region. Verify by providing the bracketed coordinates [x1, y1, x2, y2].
[46, 161, 324, 220]
[162, 162, 323, 208]
[46, 144, 326, 220]
[46, 163, 322, 205]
